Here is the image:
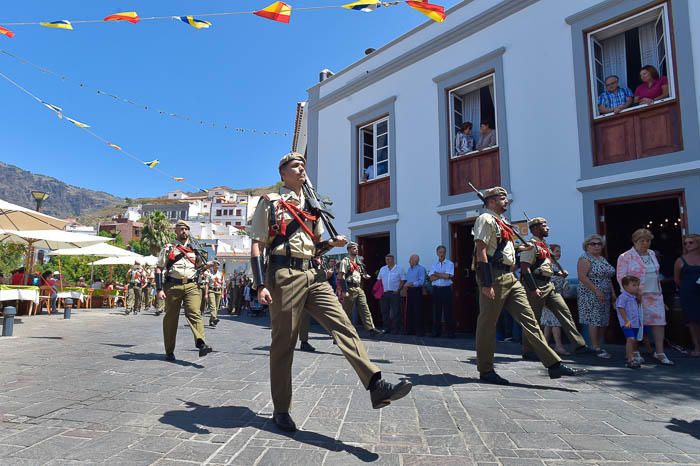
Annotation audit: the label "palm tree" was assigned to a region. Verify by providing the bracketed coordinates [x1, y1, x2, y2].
[141, 211, 175, 255]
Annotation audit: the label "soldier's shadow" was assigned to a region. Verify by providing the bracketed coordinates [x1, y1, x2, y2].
[113, 352, 204, 369]
[159, 401, 379, 462]
[398, 372, 578, 392]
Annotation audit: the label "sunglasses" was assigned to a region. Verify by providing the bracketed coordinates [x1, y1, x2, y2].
[588, 242, 603, 246]
[684, 241, 696, 245]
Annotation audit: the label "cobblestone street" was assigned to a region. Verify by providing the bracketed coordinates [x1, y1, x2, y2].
[1, 308, 699, 465]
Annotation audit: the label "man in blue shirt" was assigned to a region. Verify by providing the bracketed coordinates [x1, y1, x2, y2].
[429, 245, 456, 338]
[598, 75, 633, 115]
[403, 254, 427, 336]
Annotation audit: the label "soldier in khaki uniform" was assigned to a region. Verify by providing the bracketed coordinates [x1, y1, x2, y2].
[473, 186, 585, 385]
[156, 219, 212, 361]
[125, 261, 144, 315]
[340, 242, 383, 337]
[142, 265, 154, 311]
[207, 260, 224, 327]
[250, 152, 412, 433]
[520, 217, 592, 357]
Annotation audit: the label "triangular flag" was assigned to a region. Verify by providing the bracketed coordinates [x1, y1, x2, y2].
[40, 20, 73, 30]
[342, 0, 381, 12]
[144, 159, 159, 168]
[108, 143, 122, 150]
[178, 16, 212, 29]
[42, 102, 63, 119]
[254, 2, 292, 24]
[103, 12, 140, 23]
[406, 1, 446, 22]
[173, 177, 185, 181]
[65, 117, 89, 128]
[0, 26, 15, 38]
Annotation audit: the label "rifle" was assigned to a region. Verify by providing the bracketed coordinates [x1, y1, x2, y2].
[467, 181, 533, 247]
[302, 177, 341, 256]
[522, 211, 569, 278]
[184, 234, 211, 282]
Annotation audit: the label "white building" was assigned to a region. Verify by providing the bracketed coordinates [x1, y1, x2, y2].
[305, 0, 700, 332]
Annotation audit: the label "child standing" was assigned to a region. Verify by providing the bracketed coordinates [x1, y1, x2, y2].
[615, 276, 643, 368]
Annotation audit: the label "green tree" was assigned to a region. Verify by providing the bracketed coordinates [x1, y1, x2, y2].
[128, 239, 150, 256]
[0, 243, 27, 277]
[141, 211, 175, 255]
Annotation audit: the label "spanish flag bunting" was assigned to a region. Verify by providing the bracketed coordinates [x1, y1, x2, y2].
[66, 117, 89, 128]
[254, 2, 292, 24]
[0, 26, 15, 38]
[42, 102, 63, 118]
[406, 1, 446, 22]
[144, 159, 160, 168]
[342, 0, 381, 12]
[103, 12, 140, 24]
[173, 177, 185, 181]
[40, 20, 73, 30]
[108, 143, 122, 150]
[178, 16, 212, 29]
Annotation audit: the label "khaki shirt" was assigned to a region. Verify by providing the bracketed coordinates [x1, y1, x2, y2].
[126, 267, 144, 285]
[339, 256, 362, 285]
[208, 270, 225, 289]
[157, 240, 199, 280]
[472, 209, 516, 266]
[519, 235, 555, 276]
[249, 186, 324, 259]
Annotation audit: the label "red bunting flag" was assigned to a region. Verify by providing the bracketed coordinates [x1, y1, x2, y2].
[254, 2, 292, 24]
[0, 26, 15, 38]
[406, 1, 446, 23]
[103, 12, 140, 24]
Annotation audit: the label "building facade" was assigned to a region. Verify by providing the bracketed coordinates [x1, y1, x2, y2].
[306, 0, 700, 331]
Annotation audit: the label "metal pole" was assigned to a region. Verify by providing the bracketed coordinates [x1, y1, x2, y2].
[2, 306, 16, 336]
[63, 298, 73, 320]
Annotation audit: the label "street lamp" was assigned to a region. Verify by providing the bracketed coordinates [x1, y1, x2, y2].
[31, 190, 49, 212]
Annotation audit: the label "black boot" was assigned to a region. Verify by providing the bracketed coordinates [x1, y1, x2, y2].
[299, 341, 316, 352]
[196, 340, 213, 357]
[273, 413, 297, 432]
[370, 379, 413, 409]
[548, 362, 587, 379]
[479, 371, 510, 385]
[164, 353, 176, 362]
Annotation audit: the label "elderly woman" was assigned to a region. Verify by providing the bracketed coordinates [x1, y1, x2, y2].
[674, 234, 700, 356]
[617, 229, 673, 365]
[634, 65, 669, 105]
[577, 234, 616, 359]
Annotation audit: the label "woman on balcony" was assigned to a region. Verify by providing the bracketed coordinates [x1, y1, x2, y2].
[634, 65, 669, 105]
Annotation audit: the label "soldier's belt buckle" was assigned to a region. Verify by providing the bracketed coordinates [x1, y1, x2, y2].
[271, 224, 280, 233]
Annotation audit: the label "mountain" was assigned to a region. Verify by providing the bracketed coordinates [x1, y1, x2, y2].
[0, 161, 124, 220]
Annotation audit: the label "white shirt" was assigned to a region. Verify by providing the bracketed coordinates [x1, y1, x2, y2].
[430, 259, 454, 287]
[641, 258, 660, 293]
[378, 265, 406, 292]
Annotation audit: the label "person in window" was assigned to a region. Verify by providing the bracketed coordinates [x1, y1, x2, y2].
[455, 122, 475, 156]
[364, 164, 375, 181]
[476, 120, 497, 150]
[598, 75, 633, 115]
[634, 65, 669, 105]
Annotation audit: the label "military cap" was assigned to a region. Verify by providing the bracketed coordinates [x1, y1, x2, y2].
[134, 260, 141, 265]
[212, 260, 221, 266]
[347, 241, 358, 250]
[482, 186, 508, 199]
[278, 152, 305, 169]
[528, 217, 547, 228]
[174, 219, 190, 230]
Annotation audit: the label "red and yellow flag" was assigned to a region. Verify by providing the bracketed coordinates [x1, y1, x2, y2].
[103, 12, 140, 24]
[254, 2, 292, 24]
[406, 1, 446, 23]
[0, 26, 15, 38]
[173, 177, 185, 182]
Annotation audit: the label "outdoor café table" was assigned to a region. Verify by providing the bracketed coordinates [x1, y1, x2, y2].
[92, 289, 121, 308]
[0, 284, 39, 315]
[56, 286, 86, 303]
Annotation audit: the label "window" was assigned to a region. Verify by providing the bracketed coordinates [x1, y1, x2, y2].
[448, 74, 497, 158]
[588, 3, 675, 117]
[358, 117, 389, 183]
[225, 222, 231, 227]
[235, 221, 242, 226]
[235, 209, 242, 216]
[216, 209, 222, 216]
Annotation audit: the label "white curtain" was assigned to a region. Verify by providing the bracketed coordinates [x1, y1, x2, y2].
[638, 21, 659, 71]
[601, 33, 628, 89]
[462, 89, 480, 145]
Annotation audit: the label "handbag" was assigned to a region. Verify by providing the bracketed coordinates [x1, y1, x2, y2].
[372, 279, 384, 300]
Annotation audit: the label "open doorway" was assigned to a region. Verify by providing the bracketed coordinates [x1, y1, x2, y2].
[450, 221, 478, 333]
[357, 233, 390, 328]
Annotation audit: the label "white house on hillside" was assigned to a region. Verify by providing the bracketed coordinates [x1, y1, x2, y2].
[305, 0, 700, 332]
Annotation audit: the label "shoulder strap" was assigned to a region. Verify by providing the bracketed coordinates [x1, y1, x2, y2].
[681, 256, 689, 266]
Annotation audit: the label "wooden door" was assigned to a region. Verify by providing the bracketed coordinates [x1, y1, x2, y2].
[450, 221, 478, 333]
[357, 234, 390, 326]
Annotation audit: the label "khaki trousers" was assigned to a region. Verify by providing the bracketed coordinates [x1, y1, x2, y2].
[142, 287, 152, 309]
[267, 265, 380, 414]
[126, 286, 141, 312]
[208, 290, 221, 320]
[163, 282, 206, 354]
[526, 281, 586, 350]
[476, 272, 560, 374]
[342, 287, 376, 331]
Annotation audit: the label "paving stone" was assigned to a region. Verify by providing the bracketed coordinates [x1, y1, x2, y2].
[163, 440, 220, 462]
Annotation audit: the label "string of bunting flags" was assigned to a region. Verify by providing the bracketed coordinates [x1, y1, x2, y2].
[0, 49, 290, 137]
[0, 1, 447, 37]
[0, 69, 207, 192]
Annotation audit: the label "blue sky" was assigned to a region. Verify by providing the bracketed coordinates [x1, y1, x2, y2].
[0, 1, 457, 198]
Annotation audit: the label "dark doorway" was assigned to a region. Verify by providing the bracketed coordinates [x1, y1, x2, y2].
[357, 233, 390, 327]
[451, 221, 478, 333]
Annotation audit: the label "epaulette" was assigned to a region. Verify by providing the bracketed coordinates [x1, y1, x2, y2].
[263, 193, 282, 202]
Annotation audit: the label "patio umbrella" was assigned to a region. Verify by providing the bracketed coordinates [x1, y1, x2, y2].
[0, 229, 110, 250]
[47, 243, 137, 257]
[142, 255, 159, 266]
[90, 255, 146, 266]
[0, 199, 68, 230]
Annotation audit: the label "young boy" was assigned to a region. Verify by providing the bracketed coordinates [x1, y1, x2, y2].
[615, 276, 643, 368]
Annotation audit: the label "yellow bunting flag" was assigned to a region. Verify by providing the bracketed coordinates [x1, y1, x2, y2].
[254, 2, 292, 24]
[177, 16, 212, 29]
[144, 159, 160, 168]
[65, 117, 89, 128]
[103, 12, 140, 24]
[108, 143, 122, 150]
[40, 20, 73, 30]
[0, 26, 15, 38]
[42, 102, 63, 118]
[406, 1, 446, 22]
[173, 177, 185, 181]
[342, 0, 381, 12]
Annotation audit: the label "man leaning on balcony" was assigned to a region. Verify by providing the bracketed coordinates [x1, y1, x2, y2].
[598, 75, 633, 116]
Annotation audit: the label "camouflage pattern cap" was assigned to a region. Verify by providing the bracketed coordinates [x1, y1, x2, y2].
[528, 217, 547, 228]
[174, 219, 190, 230]
[278, 152, 306, 169]
[482, 186, 508, 199]
[347, 241, 358, 250]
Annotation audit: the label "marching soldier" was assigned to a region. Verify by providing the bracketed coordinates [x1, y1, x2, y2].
[198, 263, 210, 318]
[142, 265, 154, 311]
[339, 242, 383, 337]
[519, 217, 593, 356]
[125, 260, 144, 315]
[156, 219, 212, 361]
[250, 152, 412, 432]
[207, 260, 224, 327]
[473, 186, 585, 385]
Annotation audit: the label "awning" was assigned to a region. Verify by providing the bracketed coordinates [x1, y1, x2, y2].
[0, 228, 111, 249]
[0, 199, 68, 230]
[47, 242, 137, 257]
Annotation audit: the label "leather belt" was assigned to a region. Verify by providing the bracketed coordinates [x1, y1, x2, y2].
[347, 283, 361, 289]
[210, 287, 222, 291]
[166, 276, 195, 285]
[269, 255, 313, 271]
